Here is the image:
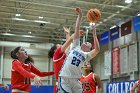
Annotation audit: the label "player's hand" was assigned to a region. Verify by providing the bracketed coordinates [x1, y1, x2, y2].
[75, 7, 82, 16]
[34, 75, 42, 88]
[79, 30, 85, 36]
[4, 85, 9, 91]
[63, 26, 70, 35]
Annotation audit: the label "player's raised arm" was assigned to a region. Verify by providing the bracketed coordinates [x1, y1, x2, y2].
[73, 7, 82, 40]
[90, 25, 100, 58]
[61, 31, 74, 52]
[63, 26, 71, 53]
[63, 26, 71, 41]
[61, 7, 82, 52]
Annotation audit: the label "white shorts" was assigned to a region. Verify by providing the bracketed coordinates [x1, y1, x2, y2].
[57, 76, 83, 93]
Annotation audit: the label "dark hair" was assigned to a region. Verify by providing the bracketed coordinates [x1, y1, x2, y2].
[90, 64, 94, 73]
[11, 46, 21, 59]
[90, 69, 93, 73]
[48, 44, 57, 58]
[25, 56, 34, 64]
[82, 27, 86, 31]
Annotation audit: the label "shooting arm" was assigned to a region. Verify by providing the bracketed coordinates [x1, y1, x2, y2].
[90, 26, 100, 58]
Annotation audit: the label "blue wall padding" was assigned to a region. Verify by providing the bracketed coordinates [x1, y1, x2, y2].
[31, 85, 54, 93]
[0, 85, 54, 93]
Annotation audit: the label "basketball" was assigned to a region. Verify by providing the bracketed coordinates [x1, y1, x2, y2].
[86, 8, 101, 22]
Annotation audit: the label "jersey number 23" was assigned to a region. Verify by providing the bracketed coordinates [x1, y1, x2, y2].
[71, 57, 81, 67]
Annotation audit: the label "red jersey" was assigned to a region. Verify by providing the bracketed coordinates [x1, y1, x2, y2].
[11, 60, 54, 92]
[80, 72, 97, 93]
[53, 47, 66, 81]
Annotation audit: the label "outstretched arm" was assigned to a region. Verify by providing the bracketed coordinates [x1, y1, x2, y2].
[61, 8, 82, 52]
[61, 34, 74, 52]
[73, 7, 82, 40]
[63, 26, 71, 41]
[90, 25, 100, 57]
[30, 64, 54, 77]
[63, 26, 71, 53]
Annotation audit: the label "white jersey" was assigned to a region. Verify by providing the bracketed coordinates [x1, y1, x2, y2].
[59, 39, 92, 78]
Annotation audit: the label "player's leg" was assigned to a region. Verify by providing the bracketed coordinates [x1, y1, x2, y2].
[57, 77, 72, 93]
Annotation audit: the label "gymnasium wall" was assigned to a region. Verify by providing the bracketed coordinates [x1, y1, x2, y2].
[91, 23, 140, 92]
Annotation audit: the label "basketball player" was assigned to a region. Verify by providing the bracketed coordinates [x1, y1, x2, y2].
[130, 80, 140, 93]
[48, 26, 85, 93]
[11, 46, 54, 93]
[48, 26, 71, 93]
[80, 64, 102, 93]
[57, 7, 100, 93]
[48, 27, 71, 80]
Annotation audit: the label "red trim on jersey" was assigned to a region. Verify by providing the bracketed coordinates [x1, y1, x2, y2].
[53, 54, 65, 62]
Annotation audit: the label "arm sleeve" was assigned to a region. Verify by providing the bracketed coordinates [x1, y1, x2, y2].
[12, 61, 35, 79]
[30, 64, 54, 77]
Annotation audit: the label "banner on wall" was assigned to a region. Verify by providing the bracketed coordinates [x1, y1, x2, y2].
[100, 31, 109, 45]
[120, 47, 128, 74]
[128, 43, 138, 72]
[92, 35, 100, 49]
[112, 47, 120, 75]
[110, 26, 119, 41]
[106, 80, 137, 93]
[133, 16, 140, 32]
[121, 20, 132, 36]
[104, 51, 111, 76]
